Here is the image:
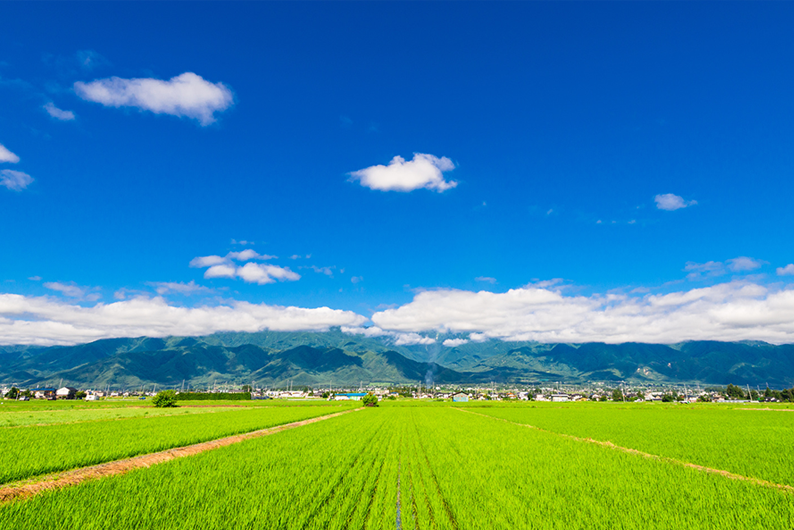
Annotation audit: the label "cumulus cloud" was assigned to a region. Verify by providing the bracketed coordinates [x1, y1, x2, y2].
[43, 102, 76, 121]
[190, 255, 228, 268]
[351, 276, 363, 284]
[0, 143, 20, 164]
[74, 72, 234, 126]
[777, 264, 794, 276]
[147, 280, 211, 296]
[0, 294, 367, 346]
[236, 263, 300, 285]
[475, 276, 497, 284]
[1, 170, 34, 191]
[443, 338, 469, 347]
[654, 193, 697, 211]
[190, 250, 295, 285]
[349, 153, 457, 192]
[227, 249, 275, 261]
[191, 250, 274, 268]
[369, 281, 794, 344]
[341, 326, 436, 346]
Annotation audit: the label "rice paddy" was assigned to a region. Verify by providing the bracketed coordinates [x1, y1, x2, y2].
[1, 400, 792, 529]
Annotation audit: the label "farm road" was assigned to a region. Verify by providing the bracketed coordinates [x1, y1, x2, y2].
[456, 408, 794, 495]
[0, 407, 361, 504]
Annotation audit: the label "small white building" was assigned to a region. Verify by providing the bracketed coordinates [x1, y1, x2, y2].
[550, 393, 570, 402]
[56, 387, 78, 399]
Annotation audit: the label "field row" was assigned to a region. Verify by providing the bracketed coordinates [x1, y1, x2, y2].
[0, 405, 254, 428]
[471, 405, 794, 487]
[0, 405, 353, 484]
[2, 407, 792, 529]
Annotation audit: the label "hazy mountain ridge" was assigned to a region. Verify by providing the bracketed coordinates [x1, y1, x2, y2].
[1, 330, 792, 388]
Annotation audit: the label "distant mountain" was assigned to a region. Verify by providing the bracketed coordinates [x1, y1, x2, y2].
[1, 330, 792, 388]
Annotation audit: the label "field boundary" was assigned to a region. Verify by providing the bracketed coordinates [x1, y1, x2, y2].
[0, 407, 361, 504]
[456, 408, 794, 494]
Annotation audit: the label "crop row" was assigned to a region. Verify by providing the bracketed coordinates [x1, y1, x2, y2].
[0, 405, 351, 484]
[0, 406, 253, 428]
[472, 405, 794, 487]
[3, 407, 793, 528]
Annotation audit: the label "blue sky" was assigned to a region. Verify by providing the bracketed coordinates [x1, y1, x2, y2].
[2, 2, 794, 346]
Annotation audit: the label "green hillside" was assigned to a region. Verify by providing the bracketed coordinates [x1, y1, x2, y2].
[1, 330, 793, 388]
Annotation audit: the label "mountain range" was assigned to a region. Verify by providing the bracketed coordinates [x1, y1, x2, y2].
[1, 329, 793, 389]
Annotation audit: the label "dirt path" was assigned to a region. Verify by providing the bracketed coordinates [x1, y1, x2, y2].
[0, 408, 360, 504]
[456, 408, 794, 494]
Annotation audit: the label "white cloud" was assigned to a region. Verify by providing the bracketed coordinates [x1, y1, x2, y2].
[777, 264, 794, 276]
[654, 193, 697, 211]
[685, 257, 764, 280]
[369, 281, 794, 344]
[685, 261, 724, 273]
[191, 250, 274, 267]
[43, 282, 100, 302]
[727, 256, 763, 272]
[74, 72, 234, 126]
[43, 102, 76, 121]
[309, 266, 334, 277]
[475, 276, 497, 284]
[349, 153, 457, 192]
[443, 338, 469, 347]
[394, 332, 436, 346]
[190, 251, 299, 285]
[189, 255, 227, 268]
[148, 280, 211, 296]
[341, 326, 436, 346]
[236, 263, 300, 285]
[0, 144, 20, 164]
[351, 276, 363, 284]
[227, 249, 275, 261]
[204, 264, 237, 279]
[1, 170, 33, 191]
[0, 294, 367, 346]
[28, 276, 42, 281]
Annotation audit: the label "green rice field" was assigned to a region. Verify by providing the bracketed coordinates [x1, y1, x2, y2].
[1, 400, 792, 529]
[0, 404, 352, 484]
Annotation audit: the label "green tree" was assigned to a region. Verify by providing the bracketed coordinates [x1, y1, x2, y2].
[75, 390, 87, 399]
[598, 394, 608, 402]
[636, 390, 645, 401]
[750, 389, 759, 401]
[361, 393, 378, 407]
[697, 394, 711, 402]
[612, 389, 624, 401]
[152, 390, 178, 408]
[4, 387, 19, 399]
[725, 384, 745, 399]
[241, 384, 252, 392]
[661, 393, 675, 403]
[321, 391, 330, 399]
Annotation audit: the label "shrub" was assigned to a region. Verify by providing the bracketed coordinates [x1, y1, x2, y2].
[361, 393, 378, 407]
[152, 390, 178, 408]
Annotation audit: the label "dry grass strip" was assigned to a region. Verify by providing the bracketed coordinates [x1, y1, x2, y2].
[0, 407, 361, 504]
[456, 407, 794, 494]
